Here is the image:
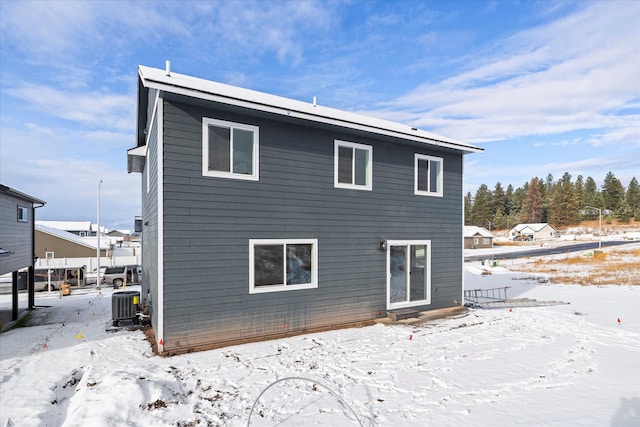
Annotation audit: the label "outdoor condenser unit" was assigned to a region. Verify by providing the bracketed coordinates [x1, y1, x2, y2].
[112, 290, 140, 326]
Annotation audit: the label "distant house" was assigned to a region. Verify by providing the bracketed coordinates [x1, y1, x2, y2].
[36, 220, 96, 237]
[107, 229, 129, 238]
[0, 184, 45, 323]
[128, 65, 483, 354]
[509, 223, 558, 241]
[463, 226, 494, 249]
[35, 224, 108, 260]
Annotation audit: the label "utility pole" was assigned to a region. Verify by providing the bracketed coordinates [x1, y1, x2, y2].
[585, 206, 602, 249]
[97, 180, 103, 289]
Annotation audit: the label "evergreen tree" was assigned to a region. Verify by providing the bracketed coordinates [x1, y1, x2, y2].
[602, 171, 625, 212]
[616, 198, 632, 223]
[493, 182, 506, 217]
[625, 177, 640, 218]
[471, 184, 493, 228]
[505, 184, 516, 215]
[548, 172, 578, 226]
[583, 176, 602, 211]
[512, 185, 526, 220]
[574, 175, 584, 209]
[464, 192, 473, 225]
[539, 177, 549, 222]
[468, 172, 632, 225]
[521, 177, 544, 223]
[545, 174, 554, 195]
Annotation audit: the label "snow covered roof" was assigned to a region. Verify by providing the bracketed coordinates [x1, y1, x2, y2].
[0, 184, 45, 205]
[136, 65, 484, 155]
[464, 226, 494, 238]
[511, 223, 557, 232]
[36, 221, 92, 232]
[36, 224, 96, 249]
[35, 225, 110, 250]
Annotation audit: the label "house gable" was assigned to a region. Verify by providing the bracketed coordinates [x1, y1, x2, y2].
[510, 223, 558, 240]
[35, 225, 106, 259]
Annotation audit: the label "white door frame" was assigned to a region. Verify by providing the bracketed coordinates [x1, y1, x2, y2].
[386, 240, 431, 310]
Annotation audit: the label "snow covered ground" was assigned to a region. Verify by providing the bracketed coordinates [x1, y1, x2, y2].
[1, 259, 639, 426]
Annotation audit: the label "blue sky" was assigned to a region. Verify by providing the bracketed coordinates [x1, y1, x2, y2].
[1, 0, 638, 231]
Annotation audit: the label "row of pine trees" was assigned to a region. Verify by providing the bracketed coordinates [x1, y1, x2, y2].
[465, 172, 640, 230]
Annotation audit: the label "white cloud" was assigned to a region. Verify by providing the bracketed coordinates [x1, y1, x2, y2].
[0, 1, 189, 71]
[172, 1, 337, 68]
[372, 2, 640, 146]
[0, 1, 93, 59]
[6, 83, 134, 132]
[0, 121, 136, 229]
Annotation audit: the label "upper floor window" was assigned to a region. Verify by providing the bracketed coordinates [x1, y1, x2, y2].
[414, 154, 443, 197]
[17, 206, 28, 222]
[334, 140, 372, 191]
[202, 118, 259, 181]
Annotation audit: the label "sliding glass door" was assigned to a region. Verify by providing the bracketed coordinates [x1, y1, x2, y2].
[387, 240, 431, 309]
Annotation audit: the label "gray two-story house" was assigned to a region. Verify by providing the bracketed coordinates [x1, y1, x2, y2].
[128, 65, 483, 355]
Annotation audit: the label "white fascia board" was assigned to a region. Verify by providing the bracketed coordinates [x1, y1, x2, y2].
[138, 66, 483, 155]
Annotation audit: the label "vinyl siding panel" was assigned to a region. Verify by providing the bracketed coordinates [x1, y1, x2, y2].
[0, 195, 35, 275]
[158, 99, 464, 353]
[141, 103, 160, 332]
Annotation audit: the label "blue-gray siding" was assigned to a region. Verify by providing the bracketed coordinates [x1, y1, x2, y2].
[141, 102, 160, 333]
[0, 194, 35, 275]
[153, 98, 464, 352]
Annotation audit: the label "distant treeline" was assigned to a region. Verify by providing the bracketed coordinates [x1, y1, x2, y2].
[465, 172, 640, 230]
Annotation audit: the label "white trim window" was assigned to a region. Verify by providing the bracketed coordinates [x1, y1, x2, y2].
[386, 240, 432, 309]
[46, 251, 55, 260]
[414, 154, 443, 196]
[202, 118, 259, 180]
[249, 239, 318, 294]
[17, 206, 28, 222]
[334, 140, 372, 191]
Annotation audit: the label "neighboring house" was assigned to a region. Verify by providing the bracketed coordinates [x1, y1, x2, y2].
[128, 64, 483, 355]
[107, 229, 130, 238]
[463, 226, 494, 249]
[510, 223, 558, 241]
[34, 224, 140, 270]
[35, 224, 108, 260]
[36, 220, 95, 236]
[0, 184, 45, 322]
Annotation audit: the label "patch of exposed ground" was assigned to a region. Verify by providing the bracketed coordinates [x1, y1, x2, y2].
[505, 246, 640, 286]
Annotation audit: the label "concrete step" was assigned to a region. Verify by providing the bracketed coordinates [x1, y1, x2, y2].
[387, 308, 420, 321]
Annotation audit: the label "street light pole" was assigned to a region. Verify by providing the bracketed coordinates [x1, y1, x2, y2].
[586, 206, 602, 249]
[97, 180, 103, 289]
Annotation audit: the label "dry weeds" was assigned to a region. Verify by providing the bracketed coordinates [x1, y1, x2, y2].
[507, 246, 640, 286]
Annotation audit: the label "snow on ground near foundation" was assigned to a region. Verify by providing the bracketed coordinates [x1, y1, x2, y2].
[1, 278, 639, 426]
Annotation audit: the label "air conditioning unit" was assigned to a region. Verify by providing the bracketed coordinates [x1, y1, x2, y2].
[111, 290, 140, 326]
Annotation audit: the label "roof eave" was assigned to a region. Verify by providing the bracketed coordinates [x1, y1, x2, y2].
[138, 66, 484, 155]
[0, 184, 46, 206]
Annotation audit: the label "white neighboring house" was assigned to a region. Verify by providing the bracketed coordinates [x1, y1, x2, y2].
[463, 226, 494, 249]
[36, 220, 96, 237]
[509, 223, 558, 241]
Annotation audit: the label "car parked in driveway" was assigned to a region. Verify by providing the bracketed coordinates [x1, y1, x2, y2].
[85, 267, 107, 285]
[102, 265, 140, 288]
